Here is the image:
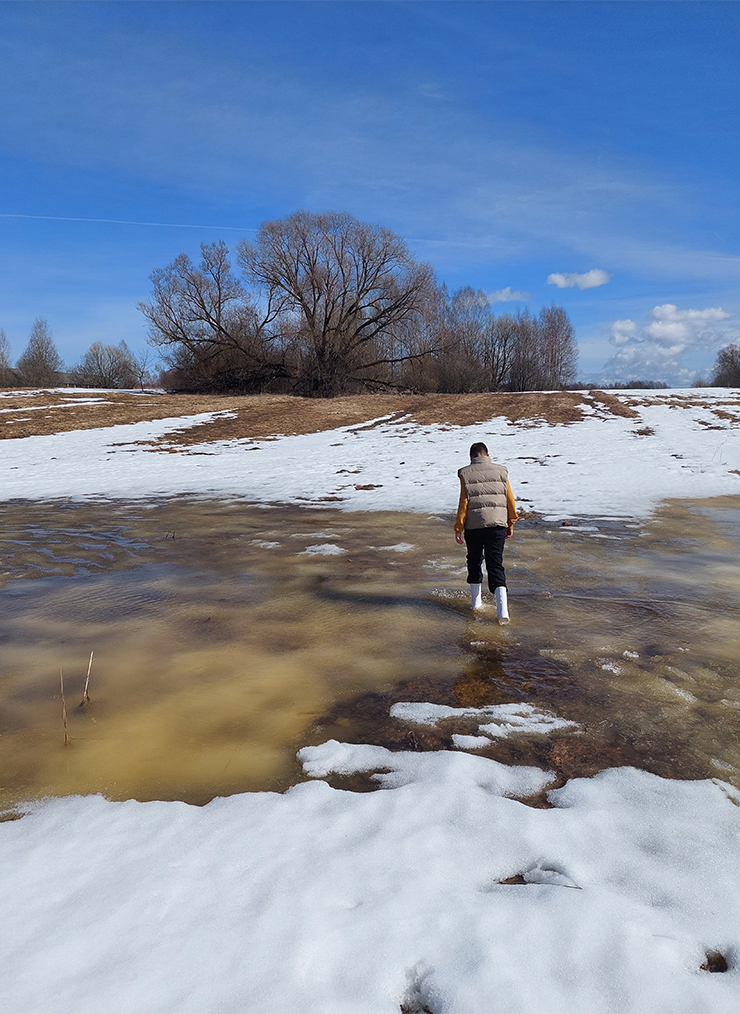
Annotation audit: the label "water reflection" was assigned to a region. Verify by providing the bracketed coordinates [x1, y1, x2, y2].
[0, 495, 738, 807]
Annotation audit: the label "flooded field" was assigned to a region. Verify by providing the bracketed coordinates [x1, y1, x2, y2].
[0, 495, 738, 808]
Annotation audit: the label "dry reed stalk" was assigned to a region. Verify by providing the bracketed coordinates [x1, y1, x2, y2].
[79, 651, 93, 708]
[60, 670, 70, 747]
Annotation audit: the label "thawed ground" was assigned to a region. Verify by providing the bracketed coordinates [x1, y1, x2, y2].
[0, 388, 739, 1013]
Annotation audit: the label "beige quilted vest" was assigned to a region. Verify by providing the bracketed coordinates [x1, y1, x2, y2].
[458, 457, 509, 529]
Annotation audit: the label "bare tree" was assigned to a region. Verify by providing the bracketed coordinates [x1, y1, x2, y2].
[238, 211, 437, 396]
[69, 341, 138, 388]
[405, 293, 575, 394]
[434, 287, 490, 393]
[712, 343, 740, 387]
[442, 289, 520, 392]
[16, 318, 64, 387]
[396, 283, 446, 392]
[0, 329, 11, 387]
[481, 312, 517, 390]
[131, 346, 157, 389]
[507, 310, 544, 392]
[139, 241, 287, 392]
[538, 304, 578, 389]
[506, 307, 577, 391]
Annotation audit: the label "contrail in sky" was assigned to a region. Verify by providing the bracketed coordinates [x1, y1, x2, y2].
[0, 213, 254, 232]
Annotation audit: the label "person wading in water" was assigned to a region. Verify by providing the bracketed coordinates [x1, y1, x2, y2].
[454, 441, 518, 623]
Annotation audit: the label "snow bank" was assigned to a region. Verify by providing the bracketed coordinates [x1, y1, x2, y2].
[1, 389, 739, 519]
[1, 744, 738, 1013]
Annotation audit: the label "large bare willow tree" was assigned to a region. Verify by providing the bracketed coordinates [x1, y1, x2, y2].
[238, 211, 437, 396]
[140, 213, 437, 396]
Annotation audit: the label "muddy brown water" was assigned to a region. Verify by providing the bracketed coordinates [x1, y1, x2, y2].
[0, 496, 738, 808]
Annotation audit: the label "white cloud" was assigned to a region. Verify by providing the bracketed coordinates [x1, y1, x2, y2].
[651, 303, 730, 323]
[645, 304, 730, 342]
[548, 269, 610, 289]
[486, 286, 529, 303]
[610, 319, 637, 346]
[601, 304, 736, 384]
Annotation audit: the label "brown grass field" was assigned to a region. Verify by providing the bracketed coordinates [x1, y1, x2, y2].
[1, 387, 738, 446]
[0, 389, 622, 442]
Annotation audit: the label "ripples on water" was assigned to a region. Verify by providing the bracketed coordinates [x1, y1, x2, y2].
[0, 495, 738, 807]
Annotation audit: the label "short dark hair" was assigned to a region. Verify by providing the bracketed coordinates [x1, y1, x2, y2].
[469, 442, 488, 457]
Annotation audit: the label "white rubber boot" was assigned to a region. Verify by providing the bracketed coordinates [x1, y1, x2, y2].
[494, 586, 509, 624]
[470, 583, 483, 610]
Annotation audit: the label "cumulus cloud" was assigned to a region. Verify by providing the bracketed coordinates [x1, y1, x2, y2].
[486, 286, 529, 303]
[609, 319, 638, 346]
[601, 304, 735, 385]
[645, 303, 730, 341]
[547, 269, 610, 289]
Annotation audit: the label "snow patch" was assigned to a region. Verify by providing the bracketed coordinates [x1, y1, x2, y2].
[300, 543, 346, 556]
[390, 701, 581, 742]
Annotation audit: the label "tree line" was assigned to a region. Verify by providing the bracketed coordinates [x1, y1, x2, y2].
[139, 210, 579, 396]
[3, 211, 739, 395]
[0, 319, 154, 389]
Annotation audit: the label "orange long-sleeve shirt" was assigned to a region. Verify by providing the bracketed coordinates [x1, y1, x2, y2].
[454, 476, 518, 534]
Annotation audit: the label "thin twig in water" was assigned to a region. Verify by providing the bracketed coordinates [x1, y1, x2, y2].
[60, 670, 70, 747]
[79, 651, 93, 709]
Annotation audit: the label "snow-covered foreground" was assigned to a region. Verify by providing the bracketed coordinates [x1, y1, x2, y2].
[2, 743, 738, 1013]
[1, 389, 739, 1011]
[1, 388, 739, 519]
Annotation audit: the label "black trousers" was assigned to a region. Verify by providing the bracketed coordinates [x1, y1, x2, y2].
[464, 526, 507, 591]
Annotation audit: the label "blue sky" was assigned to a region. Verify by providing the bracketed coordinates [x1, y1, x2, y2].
[1, 0, 738, 384]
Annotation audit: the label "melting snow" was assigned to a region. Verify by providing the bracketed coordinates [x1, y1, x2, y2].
[0, 745, 738, 1013]
[1, 388, 739, 520]
[300, 543, 346, 555]
[1, 389, 739, 1011]
[391, 701, 582, 746]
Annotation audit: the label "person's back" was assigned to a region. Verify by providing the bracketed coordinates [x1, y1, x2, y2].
[457, 457, 509, 530]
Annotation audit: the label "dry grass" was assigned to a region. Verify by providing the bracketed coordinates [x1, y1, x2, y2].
[709, 407, 740, 423]
[78, 651, 93, 711]
[60, 670, 70, 748]
[0, 387, 690, 449]
[625, 392, 740, 426]
[0, 390, 248, 440]
[150, 391, 596, 447]
[587, 390, 640, 419]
